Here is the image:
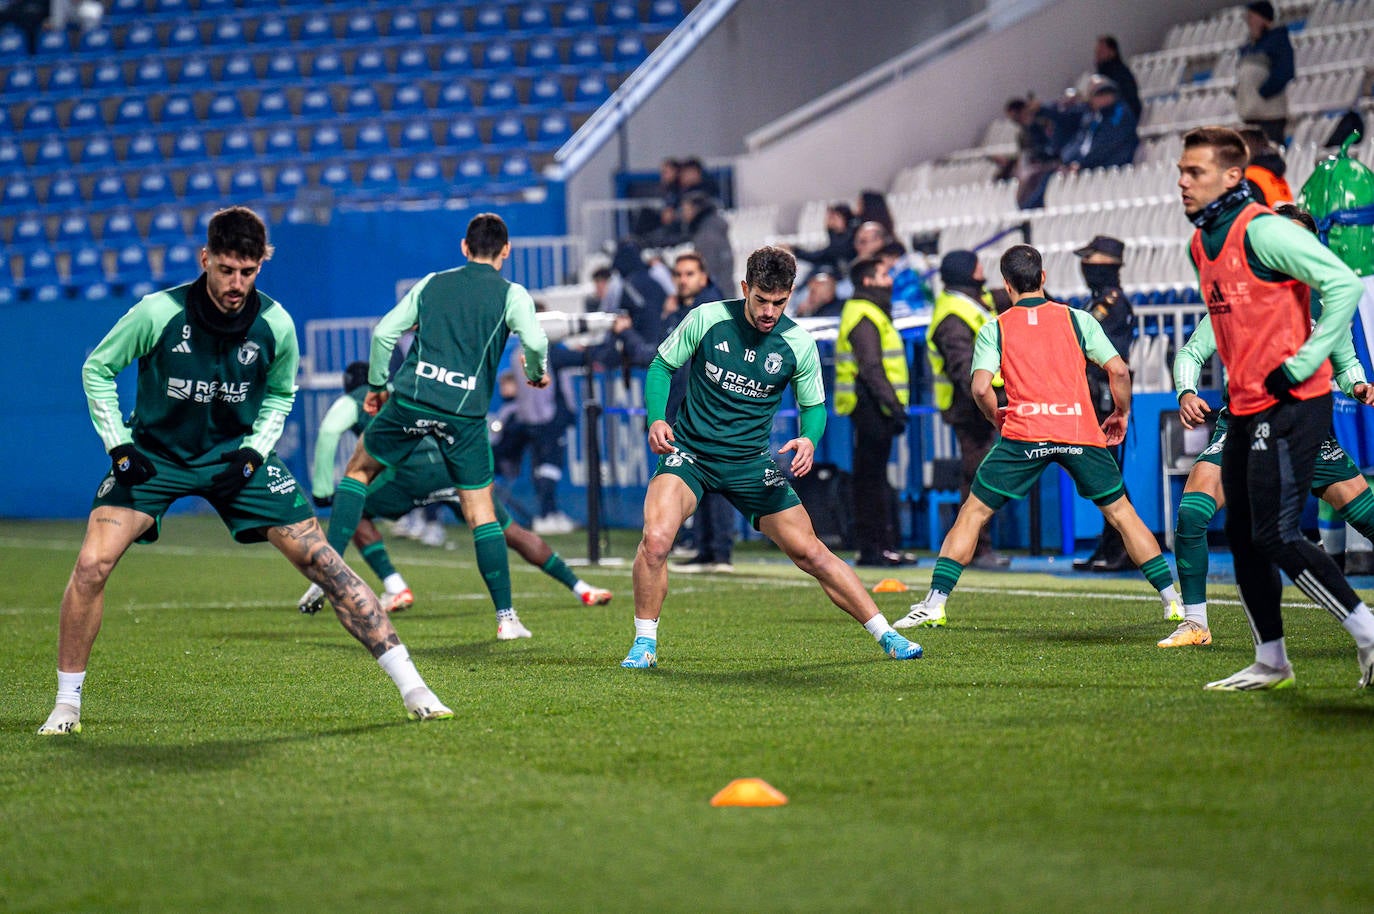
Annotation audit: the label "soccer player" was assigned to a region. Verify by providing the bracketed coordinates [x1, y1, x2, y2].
[620, 245, 923, 668]
[39, 207, 451, 735]
[1176, 126, 1374, 690]
[298, 362, 612, 616]
[895, 244, 1182, 632]
[326, 213, 549, 641]
[1165, 203, 1374, 649]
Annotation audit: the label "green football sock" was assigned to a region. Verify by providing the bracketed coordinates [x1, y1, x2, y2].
[1337, 487, 1374, 542]
[360, 540, 397, 581]
[541, 552, 580, 591]
[931, 557, 964, 596]
[1174, 492, 1218, 606]
[1139, 554, 1174, 594]
[473, 521, 513, 611]
[327, 478, 369, 559]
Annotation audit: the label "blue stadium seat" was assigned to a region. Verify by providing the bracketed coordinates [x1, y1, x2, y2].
[614, 34, 647, 66]
[311, 125, 344, 156]
[136, 170, 175, 205]
[68, 246, 108, 287]
[319, 163, 353, 193]
[22, 101, 59, 133]
[561, 2, 594, 30]
[484, 40, 515, 70]
[147, 207, 189, 245]
[221, 54, 255, 83]
[394, 45, 429, 75]
[10, 213, 48, 250]
[489, 114, 526, 148]
[48, 63, 81, 93]
[206, 92, 245, 122]
[2, 176, 36, 211]
[177, 56, 212, 87]
[353, 48, 387, 78]
[406, 157, 447, 195]
[495, 153, 534, 187]
[345, 12, 379, 42]
[526, 38, 560, 70]
[192, 206, 218, 240]
[122, 22, 157, 53]
[212, 17, 245, 45]
[172, 128, 206, 160]
[535, 111, 572, 146]
[0, 137, 23, 174]
[199, 0, 231, 14]
[437, 80, 473, 110]
[219, 128, 256, 161]
[81, 135, 117, 167]
[229, 167, 263, 198]
[166, 21, 202, 50]
[264, 127, 299, 157]
[160, 242, 199, 281]
[391, 82, 428, 113]
[517, 3, 551, 32]
[437, 44, 473, 72]
[4, 65, 36, 96]
[90, 60, 125, 92]
[22, 249, 61, 288]
[389, 9, 421, 38]
[482, 78, 518, 110]
[300, 13, 333, 44]
[569, 36, 604, 67]
[452, 154, 488, 190]
[430, 8, 463, 35]
[182, 168, 221, 203]
[300, 88, 336, 119]
[56, 212, 96, 247]
[361, 160, 400, 196]
[606, 1, 638, 27]
[124, 132, 163, 165]
[255, 89, 291, 121]
[47, 175, 82, 208]
[353, 122, 390, 153]
[649, 0, 684, 24]
[574, 73, 610, 106]
[35, 136, 71, 169]
[0, 26, 26, 55]
[473, 4, 506, 32]
[157, 0, 190, 15]
[265, 51, 298, 81]
[90, 174, 130, 206]
[312, 51, 345, 80]
[529, 75, 565, 107]
[445, 116, 481, 151]
[274, 164, 307, 198]
[101, 210, 140, 247]
[82, 281, 114, 302]
[115, 245, 154, 287]
[345, 86, 382, 117]
[78, 27, 114, 56]
[159, 94, 197, 126]
[0, 284, 14, 307]
[398, 119, 435, 152]
[134, 56, 168, 86]
[35, 29, 68, 56]
[0, 106, 9, 134]
[255, 16, 290, 46]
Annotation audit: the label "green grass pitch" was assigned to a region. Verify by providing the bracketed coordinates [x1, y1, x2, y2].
[3, 517, 1373, 912]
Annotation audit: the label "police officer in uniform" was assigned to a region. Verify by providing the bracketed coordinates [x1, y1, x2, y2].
[1073, 235, 1135, 571]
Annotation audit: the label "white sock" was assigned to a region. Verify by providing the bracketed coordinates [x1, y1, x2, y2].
[573, 581, 592, 597]
[377, 644, 425, 697]
[634, 617, 659, 640]
[383, 573, 407, 594]
[1341, 603, 1374, 647]
[1159, 584, 1181, 605]
[496, 607, 517, 622]
[1184, 602, 1209, 627]
[864, 614, 895, 640]
[56, 669, 86, 710]
[923, 590, 948, 609]
[1256, 637, 1290, 669]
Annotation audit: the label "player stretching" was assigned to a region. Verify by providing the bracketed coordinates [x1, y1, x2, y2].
[39, 207, 450, 735]
[621, 246, 922, 668]
[895, 244, 1181, 633]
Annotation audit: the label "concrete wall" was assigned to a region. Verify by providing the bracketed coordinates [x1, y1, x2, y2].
[734, 0, 1236, 210]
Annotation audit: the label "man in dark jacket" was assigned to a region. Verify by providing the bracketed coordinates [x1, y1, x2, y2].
[1236, 1, 1294, 145]
[1062, 79, 1139, 171]
[1094, 35, 1141, 121]
[681, 191, 734, 290]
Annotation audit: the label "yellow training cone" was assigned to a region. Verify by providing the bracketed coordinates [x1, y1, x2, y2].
[710, 778, 788, 807]
[872, 578, 909, 593]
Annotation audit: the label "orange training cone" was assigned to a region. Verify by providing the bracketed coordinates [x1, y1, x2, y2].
[710, 778, 788, 807]
[872, 578, 909, 593]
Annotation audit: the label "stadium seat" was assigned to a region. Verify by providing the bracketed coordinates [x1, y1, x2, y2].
[10, 213, 48, 250]
[648, 0, 684, 24]
[67, 246, 107, 287]
[0, 25, 25, 55]
[80, 134, 117, 168]
[574, 74, 610, 107]
[22, 249, 61, 288]
[123, 23, 157, 53]
[160, 94, 197, 126]
[0, 137, 22, 174]
[90, 173, 130, 207]
[530, 75, 565, 107]
[388, 9, 421, 38]
[561, 2, 594, 30]
[569, 36, 604, 67]
[445, 116, 481, 151]
[265, 127, 299, 157]
[606, 1, 638, 27]
[48, 63, 81, 93]
[274, 164, 307, 198]
[212, 17, 244, 45]
[160, 242, 199, 281]
[614, 34, 647, 66]
[199, 0, 231, 14]
[101, 210, 140, 247]
[221, 54, 255, 83]
[82, 281, 114, 301]
[353, 122, 390, 154]
[452, 154, 488, 190]
[406, 157, 447, 194]
[300, 13, 333, 44]
[114, 97, 153, 128]
[482, 78, 518, 110]
[124, 132, 163, 165]
[255, 89, 291, 121]
[489, 114, 526, 148]
[312, 51, 345, 80]
[361, 160, 400, 197]
[148, 207, 189, 245]
[394, 45, 430, 75]
[166, 21, 202, 50]
[115, 245, 154, 287]
[430, 8, 463, 35]
[206, 92, 245, 122]
[311, 125, 344, 156]
[345, 12, 379, 42]
[398, 119, 436, 151]
[484, 40, 516, 70]
[229, 167, 264, 198]
[182, 168, 221, 203]
[134, 56, 168, 86]
[345, 86, 383, 117]
[255, 16, 290, 46]
[518, 3, 551, 32]
[438, 44, 473, 72]
[474, 4, 507, 32]
[90, 60, 125, 92]
[36, 136, 71, 169]
[535, 111, 572, 146]
[0, 284, 13, 307]
[301, 89, 337, 119]
[172, 128, 206, 160]
[1, 176, 36, 211]
[265, 51, 299, 81]
[177, 56, 212, 87]
[4, 65, 36, 95]
[437, 80, 473, 110]
[192, 206, 218, 239]
[353, 48, 387, 78]
[22, 101, 58, 133]
[157, 0, 189, 15]
[319, 163, 354, 193]
[136, 170, 175, 205]
[78, 27, 114, 56]
[47, 175, 82, 208]
[527, 39, 560, 70]
[35, 29, 68, 56]
[391, 82, 428, 113]
[219, 128, 256, 161]
[56, 212, 96, 247]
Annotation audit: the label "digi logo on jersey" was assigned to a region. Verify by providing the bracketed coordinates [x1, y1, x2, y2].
[416, 359, 478, 390]
[167, 377, 251, 404]
[704, 361, 777, 399]
[1013, 402, 1083, 416]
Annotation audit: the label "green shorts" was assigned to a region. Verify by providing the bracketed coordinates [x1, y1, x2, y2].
[363, 396, 493, 489]
[92, 450, 314, 544]
[1195, 411, 1359, 490]
[364, 459, 512, 530]
[653, 446, 800, 529]
[971, 438, 1124, 511]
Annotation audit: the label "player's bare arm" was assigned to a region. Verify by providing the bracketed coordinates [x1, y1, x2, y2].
[972, 368, 1000, 428]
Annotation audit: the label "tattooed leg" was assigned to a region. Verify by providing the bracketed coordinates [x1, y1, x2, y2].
[59, 506, 154, 672]
[269, 518, 401, 658]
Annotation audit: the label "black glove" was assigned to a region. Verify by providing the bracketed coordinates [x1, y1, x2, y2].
[1264, 364, 1299, 403]
[889, 412, 909, 436]
[207, 448, 264, 501]
[110, 444, 157, 487]
[312, 494, 333, 509]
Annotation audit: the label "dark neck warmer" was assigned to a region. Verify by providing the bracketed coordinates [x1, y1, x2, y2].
[1189, 184, 1253, 230]
[187, 273, 261, 340]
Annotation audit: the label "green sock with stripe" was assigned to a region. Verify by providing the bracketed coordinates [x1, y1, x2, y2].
[1139, 554, 1174, 594]
[360, 541, 397, 581]
[473, 521, 513, 611]
[1338, 488, 1374, 543]
[1174, 492, 1218, 606]
[541, 552, 580, 591]
[931, 557, 964, 596]
[327, 478, 369, 559]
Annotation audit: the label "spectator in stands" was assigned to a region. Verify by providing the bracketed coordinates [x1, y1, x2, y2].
[792, 203, 857, 277]
[657, 157, 682, 210]
[584, 266, 612, 312]
[1239, 127, 1293, 206]
[1236, 1, 1294, 146]
[677, 157, 720, 202]
[660, 251, 722, 339]
[857, 190, 895, 237]
[836, 257, 915, 567]
[928, 251, 1008, 570]
[1094, 35, 1141, 121]
[1, 0, 47, 51]
[798, 272, 843, 319]
[607, 240, 667, 344]
[680, 191, 734, 289]
[1008, 94, 1077, 209]
[1061, 78, 1139, 172]
[879, 240, 928, 317]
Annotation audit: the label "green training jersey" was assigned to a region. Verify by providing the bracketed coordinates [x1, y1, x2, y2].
[83, 278, 298, 467]
[370, 261, 548, 418]
[654, 299, 825, 461]
[310, 387, 442, 499]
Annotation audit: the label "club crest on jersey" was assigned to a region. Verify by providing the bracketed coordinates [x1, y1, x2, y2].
[237, 341, 260, 365]
[665, 453, 683, 467]
[97, 476, 115, 497]
[764, 352, 783, 375]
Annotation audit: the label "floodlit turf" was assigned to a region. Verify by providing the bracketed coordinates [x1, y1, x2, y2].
[3, 516, 1373, 913]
